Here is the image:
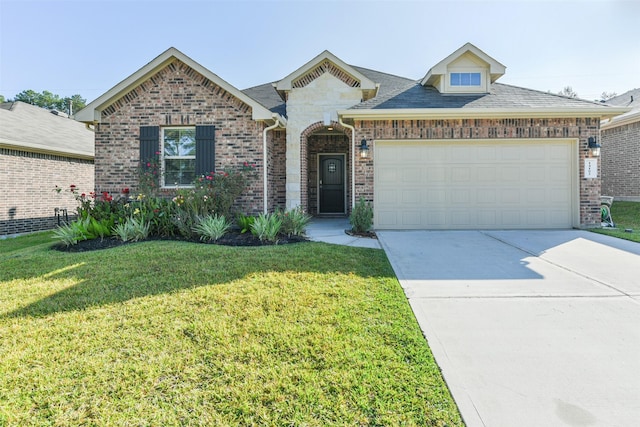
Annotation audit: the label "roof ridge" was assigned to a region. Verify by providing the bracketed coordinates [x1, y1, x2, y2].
[349, 65, 417, 82]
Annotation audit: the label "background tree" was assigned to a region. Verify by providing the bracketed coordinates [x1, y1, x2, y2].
[599, 91, 617, 102]
[558, 86, 578, 98]
[10, 89, 86, 114]
[0, 95, 5, 103]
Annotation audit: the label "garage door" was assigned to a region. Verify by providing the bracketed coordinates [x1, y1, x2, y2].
[374, 139, 576, 229]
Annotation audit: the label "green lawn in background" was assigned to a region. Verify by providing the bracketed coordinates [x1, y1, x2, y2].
[591, 201, 640, 243]
[0, 238, 462, 426]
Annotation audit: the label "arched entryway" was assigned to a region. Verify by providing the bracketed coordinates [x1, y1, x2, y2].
[301, 122, 352, 216]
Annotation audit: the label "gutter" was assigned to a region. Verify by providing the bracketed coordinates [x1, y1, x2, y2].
[338, 107, 632, 121]
[339, 117, 356, 210]
[601, 109, 640, 130]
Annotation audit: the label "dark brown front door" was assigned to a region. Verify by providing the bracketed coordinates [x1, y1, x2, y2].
[319, 154, 345, 214]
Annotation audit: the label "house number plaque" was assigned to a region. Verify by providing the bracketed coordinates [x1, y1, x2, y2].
[584, 159, 597, 179]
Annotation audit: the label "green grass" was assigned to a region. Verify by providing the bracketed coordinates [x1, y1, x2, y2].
[0, 231, 54, 255]
[591, 201, 640, 243]
[0, 238, 462, 426]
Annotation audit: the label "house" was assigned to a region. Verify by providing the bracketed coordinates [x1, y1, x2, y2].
[601, 88, 640, 201]
[0, 101, 94, 236]
[75, 43, 628, 230]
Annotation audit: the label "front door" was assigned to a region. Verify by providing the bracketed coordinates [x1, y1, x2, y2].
[319, 154, 345, 214]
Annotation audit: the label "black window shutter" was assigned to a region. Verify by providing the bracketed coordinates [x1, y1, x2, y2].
[195, 125, 216, 176]
[139, 126, 160, 166]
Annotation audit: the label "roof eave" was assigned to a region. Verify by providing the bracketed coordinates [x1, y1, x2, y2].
[0, 139, 94, 160]
[339, 107, 632, 121]
[601, 109, 640, 130]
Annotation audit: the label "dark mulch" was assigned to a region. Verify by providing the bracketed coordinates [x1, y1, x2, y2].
[52, 231, 309, 252]
[345, 229, 377, 239]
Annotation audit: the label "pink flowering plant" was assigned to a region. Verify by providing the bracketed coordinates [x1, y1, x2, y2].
[138, 152, 162, 196]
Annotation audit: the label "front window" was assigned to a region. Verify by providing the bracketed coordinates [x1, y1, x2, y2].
[450, 72, 481, 86]
[163, 127, 196, 187]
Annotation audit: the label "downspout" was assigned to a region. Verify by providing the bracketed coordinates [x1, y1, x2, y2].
[262, 117, 282, 214]
[338, 117, 356, 210]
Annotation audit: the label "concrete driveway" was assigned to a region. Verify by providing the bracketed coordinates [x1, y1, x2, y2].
[377, 230, 640, 427]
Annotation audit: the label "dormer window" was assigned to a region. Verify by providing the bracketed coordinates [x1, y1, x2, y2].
[450, 72, 481, 87]
[420, 43, 506, 94]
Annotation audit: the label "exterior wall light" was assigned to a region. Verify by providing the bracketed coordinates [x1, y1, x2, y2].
[588, 137, 601, 157]
[359, 139, 370, 158]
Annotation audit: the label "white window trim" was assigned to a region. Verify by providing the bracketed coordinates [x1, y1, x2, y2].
[161, 126, 196, 188]
[445, 69, 488, 93]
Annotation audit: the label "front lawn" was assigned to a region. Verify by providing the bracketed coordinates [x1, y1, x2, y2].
[590, 201, 640, 243]
[0, 238, 462, 426]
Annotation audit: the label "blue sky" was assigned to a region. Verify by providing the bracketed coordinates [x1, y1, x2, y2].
[1, 0, 639, 104]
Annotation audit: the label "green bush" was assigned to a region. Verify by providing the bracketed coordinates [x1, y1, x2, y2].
[52, 216, 113, 247]
[193, 215, 231, 242]
[251, 213, 282, 243]
[277, 207, 312, 237]
[236, 213, 255, 234]
[350, 197, 373, 233]
[112, 217, 150, 242]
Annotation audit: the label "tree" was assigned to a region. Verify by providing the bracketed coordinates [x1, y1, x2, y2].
[10, 89, 86, 113]
[0, 95, 5, 103]
[558, 86, 578, 98]
[599, 91, 617, 102]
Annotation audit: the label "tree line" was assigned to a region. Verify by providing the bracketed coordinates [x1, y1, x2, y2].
[0, 90, 86, 114]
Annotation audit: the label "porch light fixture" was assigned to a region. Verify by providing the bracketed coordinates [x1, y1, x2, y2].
[359, 138, 370, 158]
[588, 137, 601, 157]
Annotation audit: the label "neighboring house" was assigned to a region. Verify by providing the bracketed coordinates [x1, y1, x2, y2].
[75, 43, 628, 230]
[601, 88, 640, 201]
[0, 101, 94, 236]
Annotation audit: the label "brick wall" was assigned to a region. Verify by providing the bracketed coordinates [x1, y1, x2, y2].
[353, 117, 602, 227]
[267, 130, 287, 212]
[95, 59, 266, 215]
[601, 120, 640, 201]
[0, 148, 94, 235]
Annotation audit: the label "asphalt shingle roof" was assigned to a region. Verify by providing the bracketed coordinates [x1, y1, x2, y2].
[243, 62, 614, 115]
[605, 88, 640, 110]
[352, 82, 613, 110]
[0, 101, 94, 158]
[242, 65, 416, 118]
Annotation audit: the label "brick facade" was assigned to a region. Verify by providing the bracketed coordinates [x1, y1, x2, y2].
[0, 148, 94, 236]
[267, 130, 287, 212]
[95, 59, 267, 215]
[352, 117, 603, 227]
[601, 121, 640, 201]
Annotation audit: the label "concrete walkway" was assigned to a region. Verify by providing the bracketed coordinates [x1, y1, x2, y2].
[378, 230, 640, 427]
[305, 218, 381, 249]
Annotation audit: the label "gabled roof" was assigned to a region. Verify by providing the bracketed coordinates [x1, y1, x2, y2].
[75, 47, 280, 123]
[341, 82, 630, 120]
[0, 101, 94, 159]
[421, 42, 506, 87]
[274, 50, 378, 100]
[243, 65, 414, 119]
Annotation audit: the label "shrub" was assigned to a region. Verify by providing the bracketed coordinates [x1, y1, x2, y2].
[277, 207, 312, 237]
[52, 222, 85, 247]
[112, 217, 150, 242]
[251, 213, 282, 243]
[189, 170, 251, 218]
[236, 213, 255, 234]
[51, 216, 112, 246]
[193, 215, 231, 242]
[350, 197, 373, 233]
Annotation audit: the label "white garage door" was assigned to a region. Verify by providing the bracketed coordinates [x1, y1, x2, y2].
[374, 139, 576, 229]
